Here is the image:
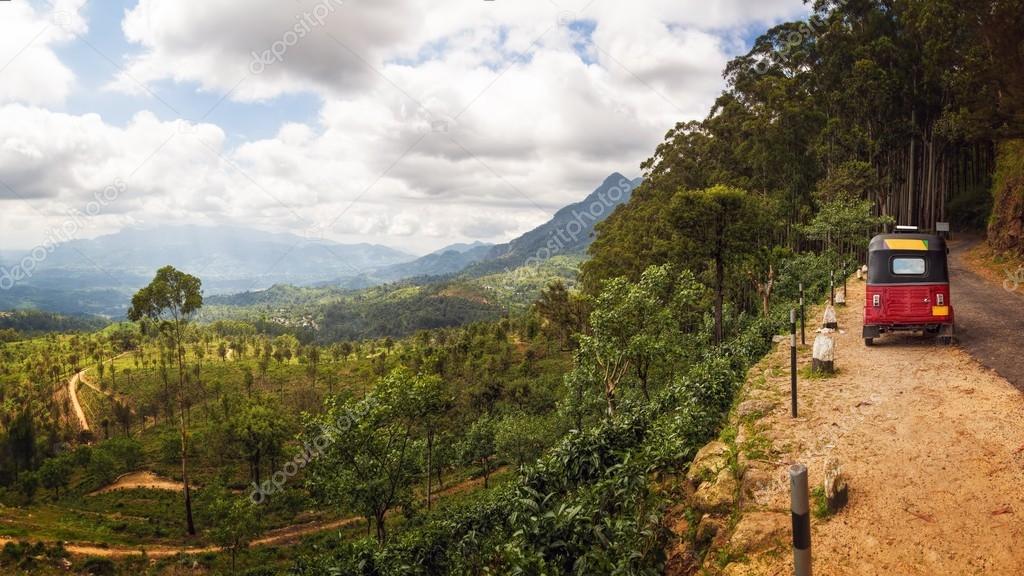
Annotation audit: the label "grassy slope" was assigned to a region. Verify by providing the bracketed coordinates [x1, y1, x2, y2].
[0, 326, 572, 571]
[195, 256, 582, 340]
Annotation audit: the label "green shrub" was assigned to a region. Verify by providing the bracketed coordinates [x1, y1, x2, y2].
[82, 557, 116, 576]
[86, 450, 118, 488]
[289, 258, 824, 575]
[102, 437, 144, 470]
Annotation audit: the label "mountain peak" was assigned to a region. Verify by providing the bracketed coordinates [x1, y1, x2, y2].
[355, 172, 639, 284]
[431, 241, 493, 256]
[600, 171, 641, 187]
[458, 172, 640, 277]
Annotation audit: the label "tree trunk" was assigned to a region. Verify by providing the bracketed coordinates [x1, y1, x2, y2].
[253, 448, 261, 486]
[178, 345, 196, 536]
[425, 431, 433, 511]
[714, 251, 725, 345]
[375, 511, 387, 544]
[637, 359, 650, 402]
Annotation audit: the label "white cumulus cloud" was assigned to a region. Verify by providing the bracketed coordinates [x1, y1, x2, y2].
[0, 0, 88, 106]
[1, 0, 810, 253]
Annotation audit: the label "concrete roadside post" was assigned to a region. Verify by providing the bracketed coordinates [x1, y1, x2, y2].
[812, 331, 835, 374]
[822, 304, 838, 330]
[790, 463, 812, 576]
[790, 309, 798, 418]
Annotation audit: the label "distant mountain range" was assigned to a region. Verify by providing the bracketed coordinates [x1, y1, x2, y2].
[365, 241, 495, 283]
[341, 172, 641, 284]
[0, 172, 639, 317]
[0, 225, 414, 295]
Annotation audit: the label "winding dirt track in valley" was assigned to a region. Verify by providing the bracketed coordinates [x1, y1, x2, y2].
[4, 467, 505, 558]
[67, 369, 91, 432]
[64, 352, 138, 435]
[0, 518, 361, 559]
[32, 350, 510, 558]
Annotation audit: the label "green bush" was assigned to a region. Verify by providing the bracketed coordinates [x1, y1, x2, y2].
[86, 450, 118, 488]
[291, 318, 775, 575]
[102, 437, 144, 471]
[0, 541, 67, 571]
[289, 256, 823, 575]
[82, 556, 116, 576]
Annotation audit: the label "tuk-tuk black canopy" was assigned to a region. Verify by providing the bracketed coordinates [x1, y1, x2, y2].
[866, 233, 949, 284]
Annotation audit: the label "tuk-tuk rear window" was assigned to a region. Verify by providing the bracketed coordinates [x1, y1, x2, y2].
[892, 257, 926, 275]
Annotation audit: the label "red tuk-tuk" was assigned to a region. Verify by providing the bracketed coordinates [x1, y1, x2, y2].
[863, 230, 954, 345]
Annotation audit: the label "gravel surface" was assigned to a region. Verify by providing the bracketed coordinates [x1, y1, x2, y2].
[747, 278, 1024, 575]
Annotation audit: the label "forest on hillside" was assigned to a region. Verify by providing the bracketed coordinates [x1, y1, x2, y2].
[0, 1, 1020, 575]
[586, 0, 1023, 296]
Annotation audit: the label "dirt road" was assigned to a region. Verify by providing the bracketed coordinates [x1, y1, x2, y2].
[67, 369, 90, 432]
[89, 471, 184, 496]
[0, 513, 363, 558]
[2, 466, 503, 559]
[740, 278, 1024, 575]
[949, 238, 1024, 389]
[64, 352, 137, 434]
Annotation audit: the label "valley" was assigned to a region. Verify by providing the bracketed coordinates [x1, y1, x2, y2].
[0, 0, 1021, 575]
[0, 173, 637, 322]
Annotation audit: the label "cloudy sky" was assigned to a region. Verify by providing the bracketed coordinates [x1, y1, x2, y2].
[0, 0, 807, 255]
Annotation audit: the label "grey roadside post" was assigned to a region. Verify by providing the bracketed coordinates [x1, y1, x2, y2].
[790, 309, 797, 418]
[790, 463, 812, 576]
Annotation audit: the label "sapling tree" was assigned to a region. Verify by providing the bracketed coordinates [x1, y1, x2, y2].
[461, 415, 497, 488]
[495, 412, 554, 469]
[230, 395, 287, 486]
[573, 265, 706, 416]
[407, 373, 448, 510]
[203, 483, 261, 575]
[304, 367, 422, 544]
[38, 457, 71, 499]
[670, 185, 766, 344]
[128, 265, 203, 536]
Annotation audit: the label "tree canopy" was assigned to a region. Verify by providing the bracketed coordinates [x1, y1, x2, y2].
[585, 0, 1024, 324]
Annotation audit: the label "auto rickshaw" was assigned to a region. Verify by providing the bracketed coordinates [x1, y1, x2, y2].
[863, 229, 954, 345]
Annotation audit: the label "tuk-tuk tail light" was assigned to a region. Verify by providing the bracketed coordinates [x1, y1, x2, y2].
[936, 293, 944, 306]
[872, 294, 881, 307]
